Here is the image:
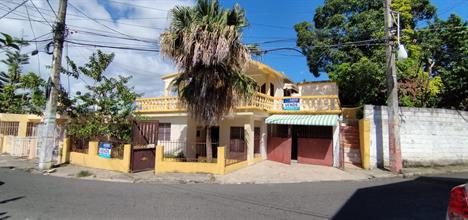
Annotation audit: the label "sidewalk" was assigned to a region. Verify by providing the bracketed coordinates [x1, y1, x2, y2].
[2, 154, 467, 184]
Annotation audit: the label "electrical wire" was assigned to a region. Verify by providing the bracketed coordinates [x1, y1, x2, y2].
[0, 0, 28, 20]
[46, 0, 57, 18]
[68, 3, 151, 42]
[27, 0, 53, 28]
[65, 40, 160, 52]
[24, 3, 41, 77]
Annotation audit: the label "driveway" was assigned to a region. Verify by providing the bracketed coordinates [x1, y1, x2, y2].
[216, 160, 389, 184]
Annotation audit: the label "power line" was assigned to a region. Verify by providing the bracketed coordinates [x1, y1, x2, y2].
[68, 3, 154, 42]
[24, 3, 41, 76]
[46, 0, 57, 18]
[0, 0, 28, 20]
[106, 0, 170, 12]
[28, 0, 53, 28]
[65, 40, 160, 52]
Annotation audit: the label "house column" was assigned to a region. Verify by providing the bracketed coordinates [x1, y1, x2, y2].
[245, 116, 255, 164]
[260, 120, 267, 160]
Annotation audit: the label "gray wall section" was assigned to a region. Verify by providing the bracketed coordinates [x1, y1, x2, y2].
[364, 105, 468, 168]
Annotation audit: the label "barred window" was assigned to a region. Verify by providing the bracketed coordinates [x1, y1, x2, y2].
[158, 123, 171, 141]
[0, 121, 19, 136]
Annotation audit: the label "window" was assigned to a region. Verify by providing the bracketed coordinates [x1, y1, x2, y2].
[270, 83, 275, 96]
[260, 83, 266, 94]
[0, 121, 19, 136]
[158, 123, 171, 141]
[230, 127, 245, 152]
[26, 122, 38, 137]
[230, 127, 244, 140]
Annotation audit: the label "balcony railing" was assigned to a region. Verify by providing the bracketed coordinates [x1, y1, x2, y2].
[135, 93, 341, 114]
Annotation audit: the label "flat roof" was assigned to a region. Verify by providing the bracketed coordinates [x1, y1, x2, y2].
[160, 60, 293, 82]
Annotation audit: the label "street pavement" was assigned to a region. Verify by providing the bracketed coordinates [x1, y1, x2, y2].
[1, 168, 466, 220]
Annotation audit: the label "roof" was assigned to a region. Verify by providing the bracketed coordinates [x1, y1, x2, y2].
[160, 60, 292, 82]
[265, 114, 339, 126]
[297, 80, 337, 85]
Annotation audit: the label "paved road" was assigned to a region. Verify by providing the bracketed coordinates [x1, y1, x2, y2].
[1, 168, 466, 220]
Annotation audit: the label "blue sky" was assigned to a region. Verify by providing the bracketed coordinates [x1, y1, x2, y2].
[1, 0, 466, 97]
[219, 0, 468, 83]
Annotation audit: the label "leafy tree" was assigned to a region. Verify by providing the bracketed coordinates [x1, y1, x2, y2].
[0, 33, 20, 50]
[160, 0, 257, 161]
[417, 14, 468, 110]
[0, 50, 46, 114]
[294, 0, 439, 107]
[66, 50, 140, 142]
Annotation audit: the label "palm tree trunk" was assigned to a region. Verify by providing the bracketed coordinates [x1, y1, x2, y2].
[206, 125, 213, 162]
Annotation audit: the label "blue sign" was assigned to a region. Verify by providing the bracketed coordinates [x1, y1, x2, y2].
[98, 142, 112, 158]
[283, 98, 300, 110]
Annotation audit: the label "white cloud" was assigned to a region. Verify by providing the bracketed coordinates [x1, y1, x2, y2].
[0, 0, 193, 97]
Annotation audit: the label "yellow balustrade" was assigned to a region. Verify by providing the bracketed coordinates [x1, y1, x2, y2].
[135, 93, 341, 114]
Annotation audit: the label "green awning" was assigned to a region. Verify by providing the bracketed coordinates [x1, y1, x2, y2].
[265, 114, 339, 126]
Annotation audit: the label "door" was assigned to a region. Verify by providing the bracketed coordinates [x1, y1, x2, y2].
[267, 124, 291, 164]
[267, 137, 292, 164]
[295, 125, 334, 166]
[131, 120, 158, 172]
[297, 138, 333, 166]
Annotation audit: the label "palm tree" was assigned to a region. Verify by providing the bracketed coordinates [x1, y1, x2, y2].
[160, 0, 257, 162]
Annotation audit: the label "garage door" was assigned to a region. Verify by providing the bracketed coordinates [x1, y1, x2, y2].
[297, 138, 333, 166]
[267, 137, 291, 165]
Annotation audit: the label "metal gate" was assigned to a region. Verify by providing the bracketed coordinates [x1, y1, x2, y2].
[131, 120, 158, 172]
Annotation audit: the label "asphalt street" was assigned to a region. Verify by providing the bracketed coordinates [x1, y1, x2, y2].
[1, 168, 466, 220]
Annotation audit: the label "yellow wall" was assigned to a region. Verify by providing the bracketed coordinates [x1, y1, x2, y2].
[359, 119, 371, 169]
[155, 145, 262, 175]
[342, 107, 361, 120]
[67, 141, 131, 173]
[155, 145, 226, 174]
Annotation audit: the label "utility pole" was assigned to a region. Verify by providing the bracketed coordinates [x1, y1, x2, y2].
[384, 0, 402, 173]
[38, 0, 68, 170]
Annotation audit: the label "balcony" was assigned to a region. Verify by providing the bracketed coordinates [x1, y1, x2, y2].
[135, 92, 341, 114]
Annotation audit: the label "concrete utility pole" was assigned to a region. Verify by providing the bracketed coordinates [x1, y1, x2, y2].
[38, 0, 68, 170]
[384, 0, 402, 173]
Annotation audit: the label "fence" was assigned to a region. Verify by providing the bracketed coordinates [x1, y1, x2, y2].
[159, 140, 218, 162]
[225, 139, 247, 166]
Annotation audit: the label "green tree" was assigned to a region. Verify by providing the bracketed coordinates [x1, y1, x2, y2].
[160, 0, 256, 161]
[294, 0, 437, 107]
[0, 33, 20, 50]
[66, 50, 140, 142]
[0, 50, 46, 114]
[417, 14, 468, 110]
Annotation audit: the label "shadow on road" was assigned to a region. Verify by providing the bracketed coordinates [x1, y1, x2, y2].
[332, 176, 466, 220]
[0, 196, 24, 204]
[0, 211, 10, 220]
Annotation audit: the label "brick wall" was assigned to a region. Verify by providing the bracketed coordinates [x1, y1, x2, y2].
[364, 105, 468, 168]
[340, 121, 361, 166]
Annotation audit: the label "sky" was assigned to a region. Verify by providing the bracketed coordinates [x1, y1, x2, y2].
[0, 0, 467, 98]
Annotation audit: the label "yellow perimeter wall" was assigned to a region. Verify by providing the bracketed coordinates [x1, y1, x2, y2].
[359, 119, 371, 169]
[64, 139, 132, 173]
[155, 146, 262, 175]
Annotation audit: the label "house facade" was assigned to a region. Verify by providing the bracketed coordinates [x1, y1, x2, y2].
[135, 61, 342, 167]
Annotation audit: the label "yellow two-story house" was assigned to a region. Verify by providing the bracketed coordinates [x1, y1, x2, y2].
[135, 61, 342, 167]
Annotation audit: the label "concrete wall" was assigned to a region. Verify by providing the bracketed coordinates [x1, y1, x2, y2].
[364, 105, 468, 168]
[298, 82, 338, 96]
[68, 141, 132, 173]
